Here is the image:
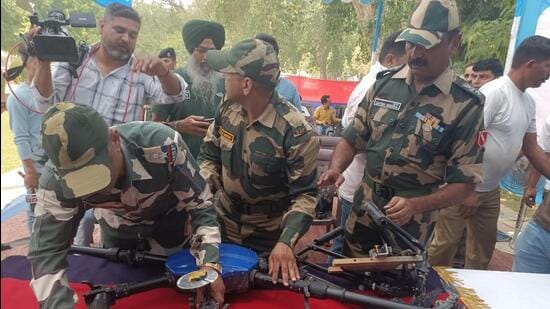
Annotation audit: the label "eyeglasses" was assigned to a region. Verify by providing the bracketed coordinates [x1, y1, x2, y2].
[194, 46, 216, 54]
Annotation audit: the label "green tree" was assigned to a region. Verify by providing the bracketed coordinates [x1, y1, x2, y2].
[460, 0, 514, 68]
[0, 0, 515, 80]
[1, 0, 30, 49]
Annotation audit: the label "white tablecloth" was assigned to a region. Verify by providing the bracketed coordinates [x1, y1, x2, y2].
[441, 268, 550, 309]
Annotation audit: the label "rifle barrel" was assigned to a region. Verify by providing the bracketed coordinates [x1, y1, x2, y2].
[70, 246, 120, 261]
[252, 271, 422, 309]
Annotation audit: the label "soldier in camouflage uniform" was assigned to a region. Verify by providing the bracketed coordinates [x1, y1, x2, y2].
[28, 103, 224, 308]
[318, 0, 485, 257]
[199, 39, 319, 285]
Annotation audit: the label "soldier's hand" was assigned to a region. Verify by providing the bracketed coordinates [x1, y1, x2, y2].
[268, 242, 299, 286]
[195, 267, 225, 308]
[317, 168, 341, 187]
[384, 196, 417, 225]
[458, 191, 480, 218]
[175, 115, 211, 137]
[131, 56, 170, 77]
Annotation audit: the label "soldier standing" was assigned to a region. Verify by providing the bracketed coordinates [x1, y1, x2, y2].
[28, 103, 224, 308]
[199, 39, 319, 286]
[318, 0, 485, 257]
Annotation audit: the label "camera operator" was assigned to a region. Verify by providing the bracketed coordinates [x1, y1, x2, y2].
[6, 47, 48, 232]
[28, 3, 186, 125]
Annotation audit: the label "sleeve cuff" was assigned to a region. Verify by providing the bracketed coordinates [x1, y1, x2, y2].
[278, 227, 301, 248]
[445, 164, 483, 184]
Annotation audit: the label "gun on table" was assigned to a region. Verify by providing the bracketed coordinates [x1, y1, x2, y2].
[322, 201, 430, 297]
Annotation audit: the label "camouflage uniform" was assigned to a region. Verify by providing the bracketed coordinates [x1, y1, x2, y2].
[343, 0, 485, 257]
[199, 39, 319, 253]
[28, 103, 220, 308]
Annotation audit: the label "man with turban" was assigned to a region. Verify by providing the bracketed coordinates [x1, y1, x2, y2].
[152, 19, 226, 158]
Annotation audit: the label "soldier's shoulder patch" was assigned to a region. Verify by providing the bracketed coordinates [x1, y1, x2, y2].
[453, 77, 484, 105]
[219, 126, 235, 143]
[141, 143, 178, 164]
[375, 64, 405, 80]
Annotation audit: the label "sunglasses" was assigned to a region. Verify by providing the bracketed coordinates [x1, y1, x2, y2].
[4, 64, 26, 82]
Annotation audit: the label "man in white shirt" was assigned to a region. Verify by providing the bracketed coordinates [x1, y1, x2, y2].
[515, 115, 550, 274]
[429, 35, 550, 270]
[330, 31, 407, 258]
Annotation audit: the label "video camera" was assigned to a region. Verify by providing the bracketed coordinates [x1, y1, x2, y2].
[27, 10, 96, 63]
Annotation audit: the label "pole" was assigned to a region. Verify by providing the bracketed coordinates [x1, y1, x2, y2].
[370, 0, 384, 63]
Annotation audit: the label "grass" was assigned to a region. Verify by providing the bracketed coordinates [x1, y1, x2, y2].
[1, 112, 21, 174]
[500, 188, 536, 218]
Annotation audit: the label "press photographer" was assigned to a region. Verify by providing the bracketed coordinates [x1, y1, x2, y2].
[28, 3, 187, 125]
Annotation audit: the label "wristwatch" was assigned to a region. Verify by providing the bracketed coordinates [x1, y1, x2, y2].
[201, 262, 222, 274]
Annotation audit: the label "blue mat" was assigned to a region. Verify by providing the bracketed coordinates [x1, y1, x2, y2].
[1, 195, 27, 223]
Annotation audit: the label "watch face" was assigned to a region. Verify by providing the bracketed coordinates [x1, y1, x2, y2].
[26, 193, 37, 204]
[176, 268, 219, 290]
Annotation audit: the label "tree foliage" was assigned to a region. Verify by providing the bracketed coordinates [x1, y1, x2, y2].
[1, 0, 514, 80]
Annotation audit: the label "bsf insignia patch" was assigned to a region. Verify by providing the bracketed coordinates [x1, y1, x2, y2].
[219, 127, 235, 143]
[477, 130, 488, 148]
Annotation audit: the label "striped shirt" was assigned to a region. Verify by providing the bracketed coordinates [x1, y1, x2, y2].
[33, 45, 187, 125]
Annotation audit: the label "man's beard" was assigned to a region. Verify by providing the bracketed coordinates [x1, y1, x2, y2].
[186, 55, 222, 103]
[102, 40, 132, 62]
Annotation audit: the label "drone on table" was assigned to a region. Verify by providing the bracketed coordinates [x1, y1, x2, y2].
[70, 201, 462, 309]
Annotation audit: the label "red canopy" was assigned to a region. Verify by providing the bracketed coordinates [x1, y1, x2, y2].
[286, 75, 358, 105]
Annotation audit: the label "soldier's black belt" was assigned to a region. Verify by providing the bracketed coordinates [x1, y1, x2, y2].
[231, 199, 290, 215]
[364, 176, 431, 200]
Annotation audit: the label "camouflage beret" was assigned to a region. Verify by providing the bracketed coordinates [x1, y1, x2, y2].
[182, 19, 225, 54]
[206, 38, 280, 88]
[396, 0, 460, 49]
[41, 103, 112, 199]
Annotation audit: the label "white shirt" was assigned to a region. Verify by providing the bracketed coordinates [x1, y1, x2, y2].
[539, 115, 550, 152]
[539, 115, 550, 190]
[476, 75, 537, 192]
[338, 62, 386, 201]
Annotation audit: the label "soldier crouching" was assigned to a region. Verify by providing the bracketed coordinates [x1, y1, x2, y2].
[28, 103, 225, 308]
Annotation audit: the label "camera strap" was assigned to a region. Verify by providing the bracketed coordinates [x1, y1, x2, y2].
[68, 44, 90, 79]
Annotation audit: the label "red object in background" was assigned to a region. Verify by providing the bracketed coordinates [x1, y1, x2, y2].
[285, 75, 358, 105]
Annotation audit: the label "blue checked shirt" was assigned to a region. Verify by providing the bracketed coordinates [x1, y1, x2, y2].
[33, 45, 187, 125]
[7, 83, 47, 171]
